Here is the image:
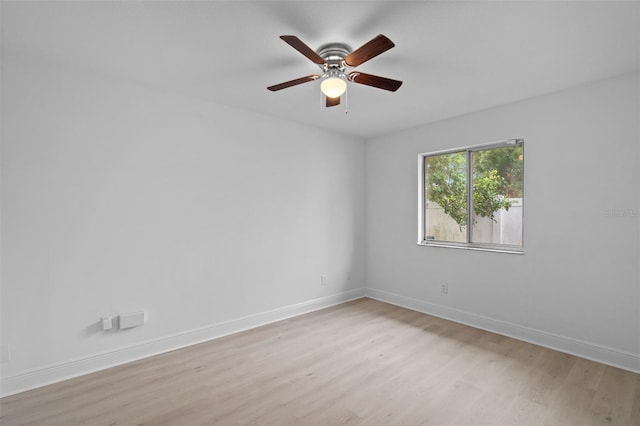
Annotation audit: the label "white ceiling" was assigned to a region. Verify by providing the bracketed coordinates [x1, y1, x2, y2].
[2, 1, 639, 139]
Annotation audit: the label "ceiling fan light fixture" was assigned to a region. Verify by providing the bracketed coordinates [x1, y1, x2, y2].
[320, 76, 347, 98]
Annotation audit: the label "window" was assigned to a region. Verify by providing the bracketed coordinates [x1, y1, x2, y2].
[418, 139, 524, 253]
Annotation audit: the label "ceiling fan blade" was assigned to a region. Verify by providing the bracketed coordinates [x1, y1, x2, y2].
[344, 34, 395, 67]
[267, 74, 320, 91]
[326, 96, 340, 107]
[348, 72, 402, 92]
[280, 35, 326, 65]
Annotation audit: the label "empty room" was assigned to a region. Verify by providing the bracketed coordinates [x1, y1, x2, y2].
[1, 1, 639, 425]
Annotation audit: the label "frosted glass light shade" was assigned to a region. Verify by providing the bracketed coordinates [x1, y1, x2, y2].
[321, 77, 347, 98]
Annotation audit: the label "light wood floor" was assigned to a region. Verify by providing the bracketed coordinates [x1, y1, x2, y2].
[1, 298, 639, 425]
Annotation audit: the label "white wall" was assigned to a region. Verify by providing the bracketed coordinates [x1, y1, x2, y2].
[1, 55, 365, 394]
[365, 73, 640, 371]
[2, 54, 638, 396]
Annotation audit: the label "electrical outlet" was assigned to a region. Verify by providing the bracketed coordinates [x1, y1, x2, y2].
[320, 276, 327, 286]
[119, 311, 145, 329]
[1, 344, 11, 363]
[441, 283, 449, 294]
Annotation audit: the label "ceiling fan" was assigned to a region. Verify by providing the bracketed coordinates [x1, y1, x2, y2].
[267, 34, 402, 108]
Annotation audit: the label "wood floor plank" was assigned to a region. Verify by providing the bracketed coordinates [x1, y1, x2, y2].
[630, 375, 640, 425]
[589, 365, 638, 425]
[1, 298, 638, 426]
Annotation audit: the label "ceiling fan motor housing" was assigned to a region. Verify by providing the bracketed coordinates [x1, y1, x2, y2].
[317, 43, 352, 72]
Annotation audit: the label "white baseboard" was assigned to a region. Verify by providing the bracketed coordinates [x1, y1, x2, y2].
[366, 288, 640, 374]
[1, 288, 366, 397]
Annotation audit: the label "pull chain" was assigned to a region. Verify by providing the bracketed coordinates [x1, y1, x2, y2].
[345, 89, 348, 115]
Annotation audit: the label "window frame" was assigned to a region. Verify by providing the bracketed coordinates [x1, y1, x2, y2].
[418, 138, 524, 254]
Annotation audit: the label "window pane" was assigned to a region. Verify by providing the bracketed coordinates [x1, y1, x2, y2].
[470, 145, 523, 246]
[424, 152, 467, 243]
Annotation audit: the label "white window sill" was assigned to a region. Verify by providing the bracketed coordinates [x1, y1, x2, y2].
[418, 241, 524, 255]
